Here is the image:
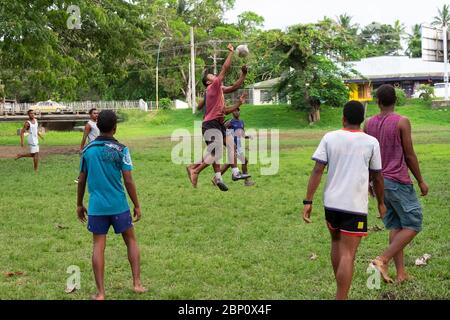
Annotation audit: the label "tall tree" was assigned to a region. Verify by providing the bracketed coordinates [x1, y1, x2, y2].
[432, 4, 450, 27]
[407, 24, 422, 58]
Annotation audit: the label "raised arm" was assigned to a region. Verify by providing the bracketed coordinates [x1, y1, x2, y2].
[302, 162, 326, 223]
[399, 117, 429, 196]
[217, 44, 234, 82]
[222, 65, 248, 94]
[224, 93, 246, 115]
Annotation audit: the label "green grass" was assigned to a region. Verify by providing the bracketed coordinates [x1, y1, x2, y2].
[0, 101, 449, 300]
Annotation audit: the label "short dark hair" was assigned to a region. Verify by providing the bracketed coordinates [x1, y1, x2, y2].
[202, 68, 210, 87]
[27, 109, 34, 115]
[97, 110, 117, 133]
[89, 108, 97, 115]
[343, 100, 365, 125]
[376, 84, 397, 107]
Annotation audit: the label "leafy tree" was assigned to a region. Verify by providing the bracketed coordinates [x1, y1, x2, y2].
[359, 22, 403, 57]
[273, 22, 357, 118]
[237, 11, 264, 32]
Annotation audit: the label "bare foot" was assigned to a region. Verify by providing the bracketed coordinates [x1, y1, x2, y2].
[189, 168, 199, 188]
[133, 285, 148, 294]
[186, 166, 193, 184]
[371, 258, 394, 284]
[396, 273, 414, 284]
[92, 293, 105, 300]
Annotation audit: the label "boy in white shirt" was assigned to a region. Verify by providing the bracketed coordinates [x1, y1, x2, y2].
[302, 101, 386, 300]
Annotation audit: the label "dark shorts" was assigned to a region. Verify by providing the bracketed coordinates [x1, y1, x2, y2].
[325, 208, 368, 237]
[383, 179, 423, 233]
[87, 211, 133, 235]
[202, 119, 226, 146]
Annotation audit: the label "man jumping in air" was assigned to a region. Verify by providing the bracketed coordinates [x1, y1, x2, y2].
[16, 109, 44, 172]
[302, 101, 386, 300]
[187, 44, 249, 191]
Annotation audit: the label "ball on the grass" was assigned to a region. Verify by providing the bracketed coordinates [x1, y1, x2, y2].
[236, 44, 249, 58]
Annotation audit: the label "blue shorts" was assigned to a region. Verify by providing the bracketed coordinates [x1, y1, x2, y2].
[383, 179, 423, 233]
[87, 211, 133, 235]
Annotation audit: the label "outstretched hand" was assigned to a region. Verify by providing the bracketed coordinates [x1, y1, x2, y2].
[241, 65, 248, 74]
[239, 92, 247, 105]
[227, 43, 234, 52]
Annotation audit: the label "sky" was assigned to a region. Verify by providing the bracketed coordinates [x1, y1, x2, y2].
[225, 0, 449, 31]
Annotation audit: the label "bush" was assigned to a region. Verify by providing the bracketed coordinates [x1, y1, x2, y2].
[395, 88, 407, 106]
[418, 84, 435, 101]
[159, 98, 173, 110]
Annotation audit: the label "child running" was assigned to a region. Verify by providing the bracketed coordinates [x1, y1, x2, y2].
[16, 109, 44, 172]
[77, 110, 146, 300]
[302, 101, 386, 300]
[365, 84, 429, 284]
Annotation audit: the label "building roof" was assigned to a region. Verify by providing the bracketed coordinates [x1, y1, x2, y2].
[348, 56, 446, 83]
[249, 78, 280, 89]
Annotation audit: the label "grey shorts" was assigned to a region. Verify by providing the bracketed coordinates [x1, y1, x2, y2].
[383, 178, 423, 233]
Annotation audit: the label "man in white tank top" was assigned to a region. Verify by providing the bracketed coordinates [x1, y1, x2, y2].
[75, 108, 99, 183]
[16, 109, 44, 172]
[80, 108, 100, 150]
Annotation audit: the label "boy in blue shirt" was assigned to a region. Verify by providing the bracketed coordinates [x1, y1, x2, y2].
[219, 108, 255, 186]
[77, 110, 145, 300]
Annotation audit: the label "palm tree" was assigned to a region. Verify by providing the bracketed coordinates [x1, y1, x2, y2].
[336, 14, 353, 29]
[432, 4, 450, 27]
[407, 24, 422, 58]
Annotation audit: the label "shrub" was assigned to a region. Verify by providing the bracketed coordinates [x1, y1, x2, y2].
[418, 84, 435, 101]
[159, 98, 173, 110]
[395, 88, 407, 106]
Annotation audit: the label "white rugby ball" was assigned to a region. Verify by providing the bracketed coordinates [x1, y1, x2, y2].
[236, 44, 249, 58]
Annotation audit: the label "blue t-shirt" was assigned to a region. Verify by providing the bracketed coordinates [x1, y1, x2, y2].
[80, 137, 133, 216]
[230, 119, 245, 146]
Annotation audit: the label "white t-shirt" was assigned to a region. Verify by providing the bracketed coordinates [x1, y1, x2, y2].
[312, 129, 382, 216]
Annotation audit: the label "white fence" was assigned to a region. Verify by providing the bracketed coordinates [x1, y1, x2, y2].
[0, 100, 164, 115]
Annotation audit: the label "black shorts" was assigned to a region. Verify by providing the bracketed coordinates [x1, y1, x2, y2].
[325, 209, 368, 237]
[202, 119, 226, 146]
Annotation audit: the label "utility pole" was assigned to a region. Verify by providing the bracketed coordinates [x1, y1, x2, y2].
[190, 27, 196, 114]
[444, 25, 449, 100]
[209, 40, 225, 75]
[156, 36, 171, 110]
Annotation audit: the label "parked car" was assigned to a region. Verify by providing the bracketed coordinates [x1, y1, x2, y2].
[31, 100, 71, 114]
[413, 83, 450, 99]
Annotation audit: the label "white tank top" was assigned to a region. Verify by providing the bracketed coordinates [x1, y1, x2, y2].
[87, 120, 100, 143]
[27, 120, 39, 146]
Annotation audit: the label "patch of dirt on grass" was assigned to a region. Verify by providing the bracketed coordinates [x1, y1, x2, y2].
[0, 146, 78, 159]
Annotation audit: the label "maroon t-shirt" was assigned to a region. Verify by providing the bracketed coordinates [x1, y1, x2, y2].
[365, 113, 413, 185]
[204, 77, 225, 123]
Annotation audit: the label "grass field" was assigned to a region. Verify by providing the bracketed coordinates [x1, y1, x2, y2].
[0, 101, 449, 300]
